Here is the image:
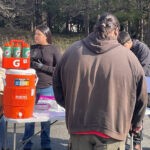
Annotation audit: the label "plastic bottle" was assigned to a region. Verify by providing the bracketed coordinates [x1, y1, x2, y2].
[22, 43, 30, 58]
[3, 43, 12, 57]
[13, 43, 21, 58]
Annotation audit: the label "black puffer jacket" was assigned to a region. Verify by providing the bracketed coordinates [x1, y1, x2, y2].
[131, 39, 150, 76]
[31, 44, 61, 88]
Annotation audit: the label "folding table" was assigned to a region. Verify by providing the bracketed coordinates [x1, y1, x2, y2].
[4, 110, 65, 150]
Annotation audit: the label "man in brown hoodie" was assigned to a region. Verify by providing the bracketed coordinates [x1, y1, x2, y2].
[53, 13, 148, 150]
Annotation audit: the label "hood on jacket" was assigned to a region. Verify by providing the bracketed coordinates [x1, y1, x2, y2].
[132, 39, 139, 48]
[82, 32, 120, 54]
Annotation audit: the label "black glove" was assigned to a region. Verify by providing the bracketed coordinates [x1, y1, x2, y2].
[32, 60, 43, 69]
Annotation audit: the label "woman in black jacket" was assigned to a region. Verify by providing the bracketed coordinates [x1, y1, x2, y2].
[23, 25, 61, 150]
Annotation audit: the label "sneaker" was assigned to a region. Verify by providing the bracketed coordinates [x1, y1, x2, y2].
[134, 144, 141, 150]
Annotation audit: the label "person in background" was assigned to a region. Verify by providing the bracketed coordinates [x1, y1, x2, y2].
[23, 25, 61, 150]
[53, 13, 147, 150]
[118, 31, 150, 77]
[0, 47, 9, 150]
[118, 32, 150, 102]
[118, 31, 150, 150]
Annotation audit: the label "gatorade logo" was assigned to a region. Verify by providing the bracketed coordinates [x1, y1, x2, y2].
[25, 51, 30, 57]
[4, 50, 10, 56]
[13, 60, 20, 67]
[16, 51, 21, 56]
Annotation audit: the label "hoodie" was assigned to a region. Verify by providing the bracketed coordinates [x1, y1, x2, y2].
[131, 39, 150, 76]
[53, 32, 147, 140]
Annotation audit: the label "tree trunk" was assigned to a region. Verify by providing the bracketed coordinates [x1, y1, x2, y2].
[12, 0, 16, 8]
[140, 18, 144, 41]
[137, 0, 144, 41]
[42, 11, 47, 25]
[65, 13, 69, 33]
[35, 0, 41, 26]
[146, 4, 150, 46]
[31, 21, 34, 32]
[128, 21, 131, 33]
[124, 21, 129, 32]
[84, 13, 89, 36]
[47, 15, 51, 28]
[84, 0, 89, 36]
[77, 23, 80, 33]
[41, 0, 47, 25]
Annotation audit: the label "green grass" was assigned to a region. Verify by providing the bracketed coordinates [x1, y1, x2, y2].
[52, 33, 84, 53]
[0, 28, 84, 53]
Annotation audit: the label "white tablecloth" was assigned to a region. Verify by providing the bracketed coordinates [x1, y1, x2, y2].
[4, 110, 65, 123]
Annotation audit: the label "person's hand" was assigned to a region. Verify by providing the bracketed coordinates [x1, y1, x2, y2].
[129, 124, 142, 136]
[133, 126, 142, 133]
[32, 60, 43, 69]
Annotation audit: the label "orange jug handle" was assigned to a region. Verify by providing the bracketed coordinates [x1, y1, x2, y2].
[35, 74, 39, 86]
[10, 40, 24, 48]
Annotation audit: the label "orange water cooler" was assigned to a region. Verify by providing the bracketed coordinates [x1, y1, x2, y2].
[3, 69, 36, 119]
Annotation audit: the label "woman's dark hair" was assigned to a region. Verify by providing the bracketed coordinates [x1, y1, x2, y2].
[36, 25, 52, 44]
[94, 13, 120, 40]
[118, 31, 131, 45]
